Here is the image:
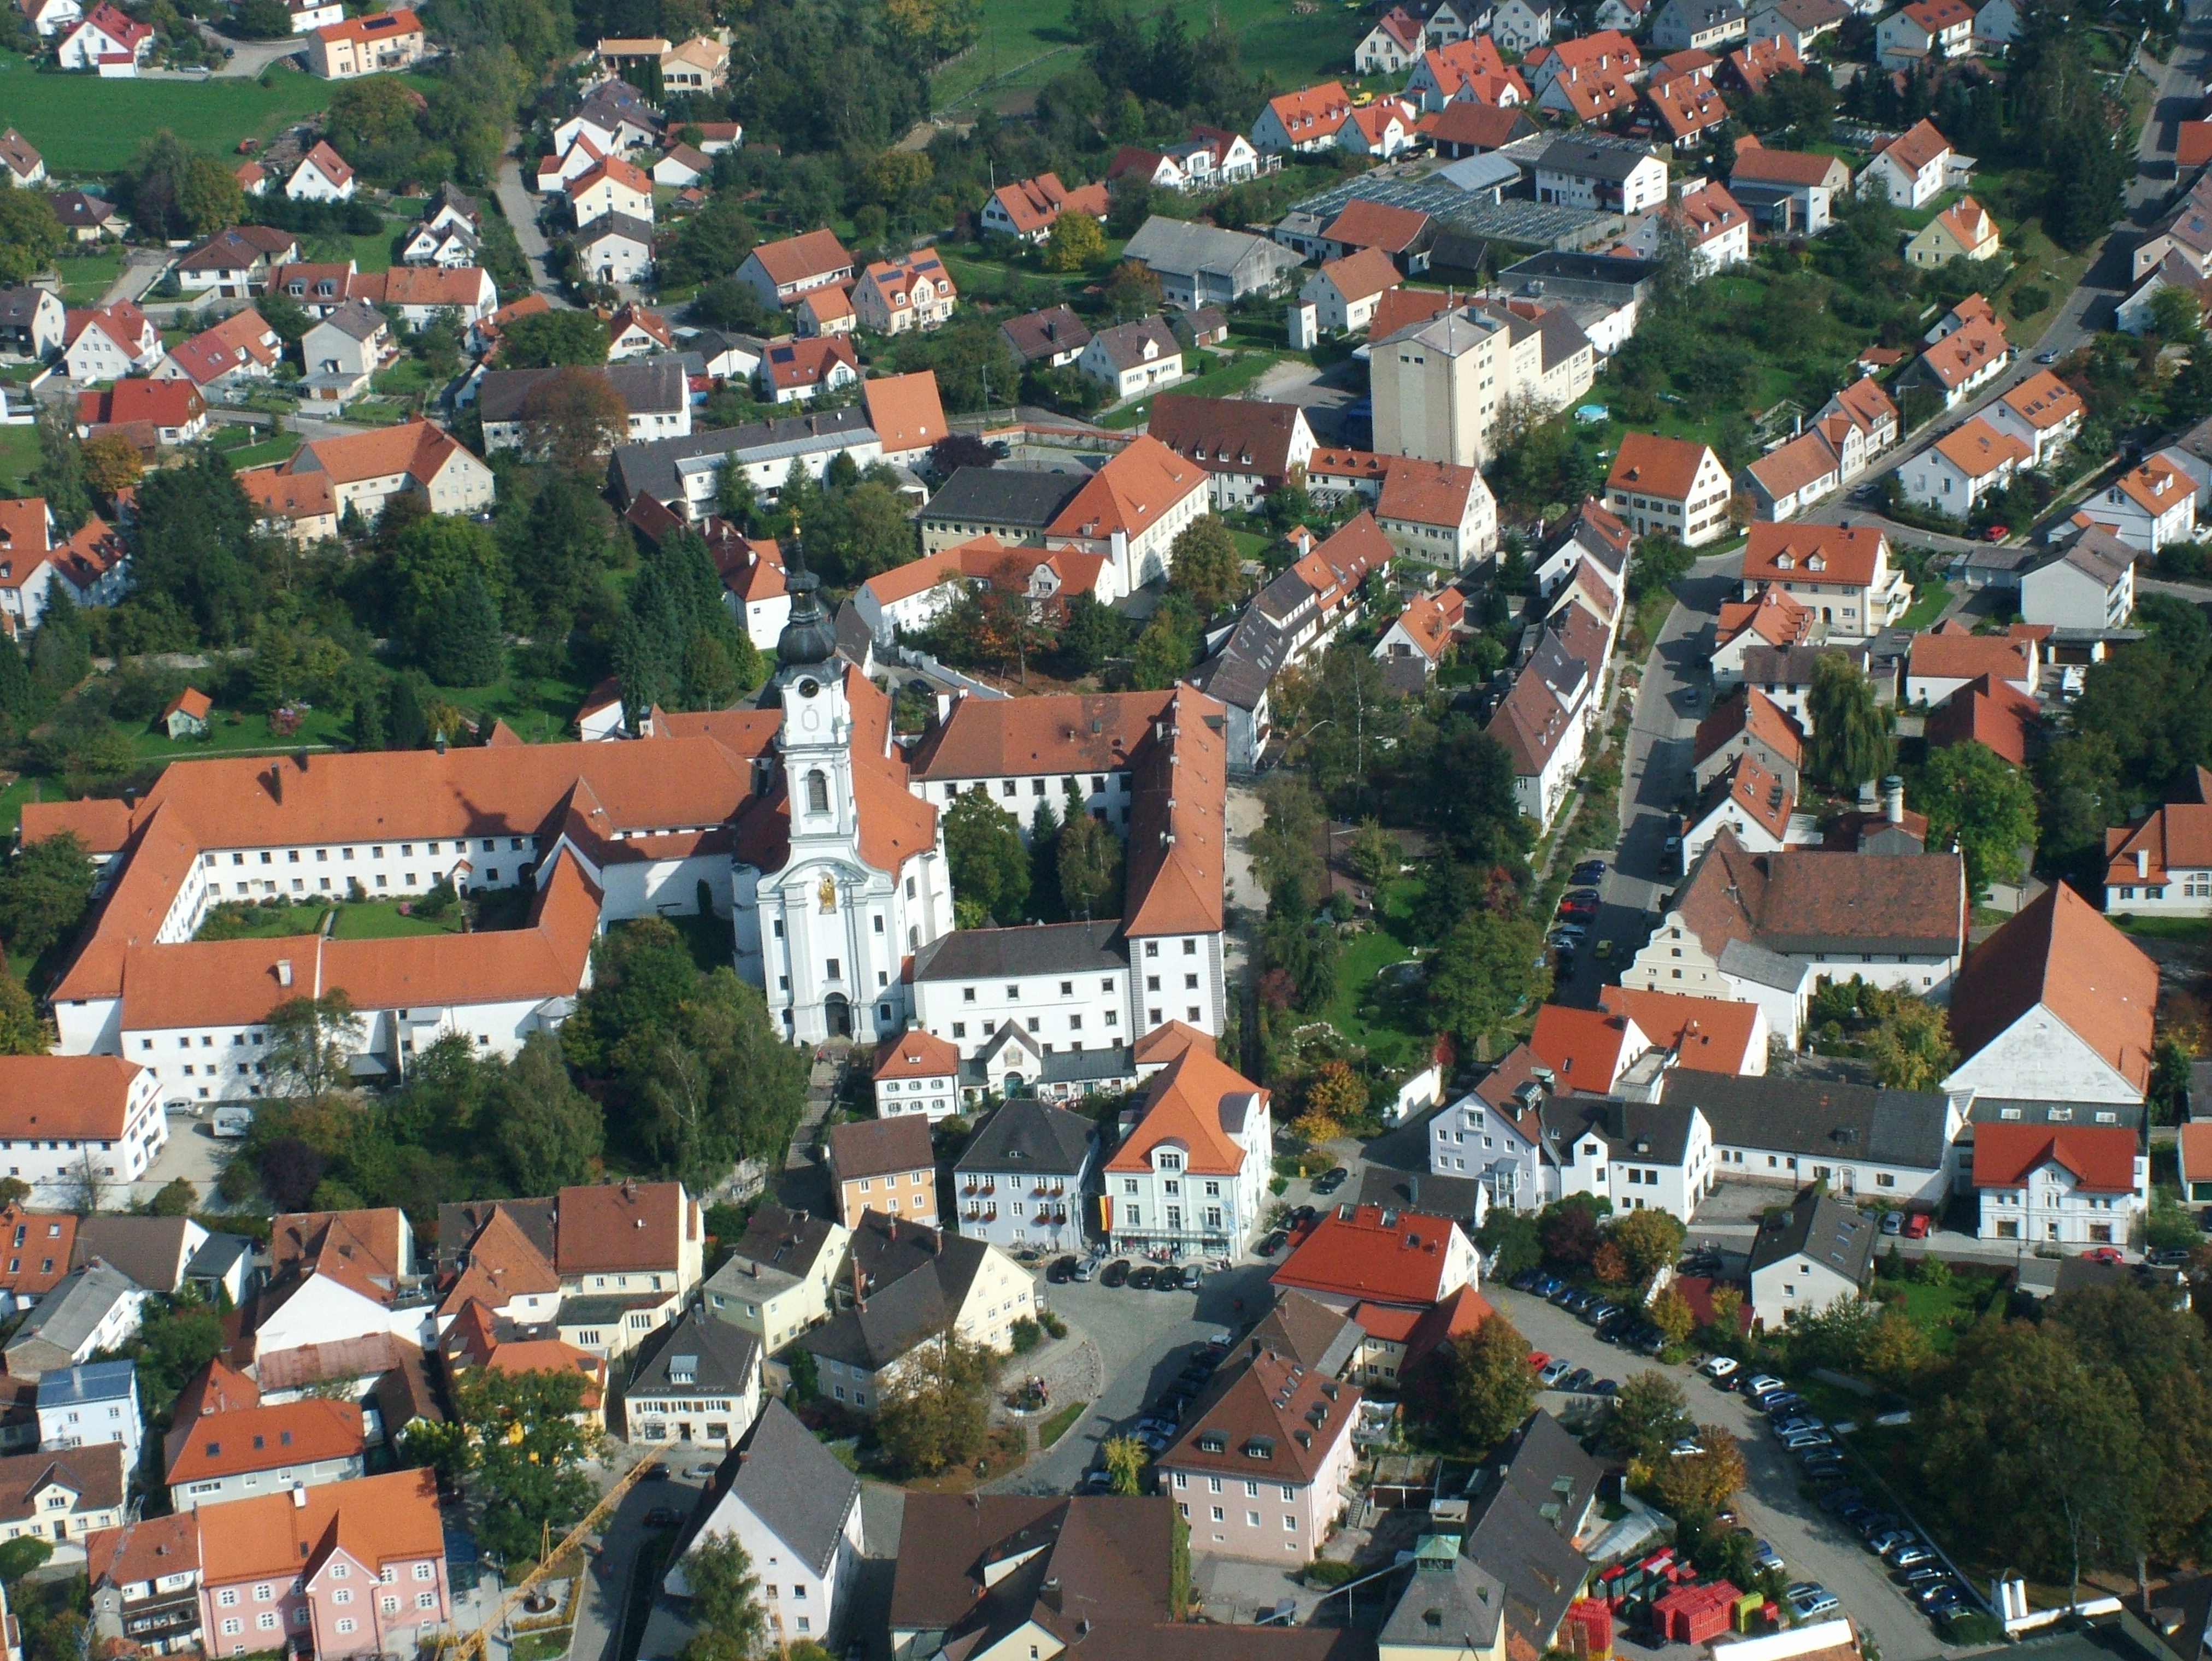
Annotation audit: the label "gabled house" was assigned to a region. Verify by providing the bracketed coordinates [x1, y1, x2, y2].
[625, 1309, 761, 1448]
[1405, 36, 1532, 111]
[998, 304, 1092, 368]
[2022, 531, 2133, 632]
[1145, 394, 1316, 508]
[566, 156, 653, 227]
[274, 419, 495, 519]
[1605, 431, 1732, 546]
[2069, 456, 2197, 553]
[307, 6, 426, 76]
[980, 172, 1110, 242]
[1492, 0, 1556, 50]
[1355, 5, 1427, 71]
[1078, 317, 1184, 400]
[870, 1028, 961, 1120]
[852, 252, 957, 334]
[286, 142, 355, 203]
[1904, 619, 2038, 705]
[1898, 415, 2029, 516]
[57, 3, 151, 73]
[1272, 1203, 1479, 1312]
[1972, 1122, 2146, 1245]
[1746, 1187, 1874, 1323]
[757, 335, 860, 405]
[162, 1397, 365, 1509]
[0, 286, 66, 358]
[86, 1511, 202, 1655]
[1985, 367, 2084, 467]
[699, 1202, 849, 1353]
[76, 378, 209, 447]
[734, 229, 855, 308]
[575, 213, 654, 285]
[62, 300, 162, 382]
[2103, 769, 2212, 916]
[951, 1097, 1097, 1252]
[1682, 751, 1803, 862]
[1905, 193, 2000, 266]
[152, 310, 282, 397]
[1159, 1345, 1364, 1560]
[0, 1444, 125, 1544]
[1650, 0, 1746, 49]
[1856, 118, 1958, 208]
[1252, 82, 1354, 152]
[1945, 880, 2156, 1104]
[1738, 520, 1905, 638]
[1691, 686, 1804, 793]
[1729, 136, 1850, 232]
[1876, 0, 1974, 66]
[1106, 1023, 1272, 1256]
[1541, 1094, 1715, 1216]
[1712, 585, 1812, 686]
[826, 1116, 938, 1230]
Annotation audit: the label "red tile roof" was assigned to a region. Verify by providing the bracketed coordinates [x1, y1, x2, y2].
[1971, 1122, 2139, 1193]
[0, 1057, 142, 1140]
[1742, 521, 1887, 587]
[195, 1466, 440, 1585]
[1597, 986, 1761, 1073]
[1271, 1203, 1470, 1306]
[1608, 432, 1718, 501]
[874, 1029, 959, 1080]
[1529, 1004, 1640, 1093]
[1949, 880, 2157, 1094]
[1108, 1029, 1263, 1177]
[164, 1398, 365, 1485]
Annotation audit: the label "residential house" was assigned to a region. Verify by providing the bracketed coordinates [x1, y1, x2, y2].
[1682, 752, 1803, 862]
[1905, 194, 2000, 266]
[651, 142, 710, 187]
[62, 301, 161, 382]
[1652, 0, 1748, 46]
[1526, 32, 1641, 123]
[1673, 1070, 1960, 1204]
[2103, 769, 2212, 915]
[192, 1468, 446, 1659]
[152, 310, 282, 399]
[1079, 317, 1184, 400]
[1374, 456, 1498, 567]
[1542, 1094, 1716, 1216]
[980, 173, 1111, 242]
[1120, 217, 1302, 307]
[478, 360, 691, 454]
[1302, 248, 1403, 335]
[1160, 1346, 1364, 1560]
[1712, 586, 1813, 686]
[0, 1445, 125, 1545]
[71, 1216, 211, 1296]
[566, 156, 653, 227]
[999, 304, 1092, 368]
[1355, 6, 1427, 71]
[1898, 415, 2031, 516]
[734, 230, 855, 309]
[2069, 457, 2198, 553]
[297, 301, 389, 403]
[286, 143, 355, 203]
[870, 1029, 961, 1121]
[174, 226, 299, 298]
[1926, 670, 2040, 764]
[4, 1264, 147, 1379]
[1691, 687, 1804, 794]
[1105, 1023, 1272, 1256]
[2026, 535, 2123, 632]
[575, 213, 654, 285]
[1271, 1203, 1479, 1312]
[56, 3, 151, 72]
[624, 1310, 762, 1448]
[1985, 368, 2085, 467]
[825, 1116, 938, 1230]
[1856, 118, 1958, 208]
[76, 379, 208, 447]
[660, 34, 726, 90]
[852, 253, 957, 335]
[36, 1362, 139, 1472]
[797, 1219, 1034, 1410]
[1876, 0, 1975, 66]
[1528, 135, 1672, 214]
[0, 287, 65, 359]
[162, 1397, 364, 1509]
[86, 1512, 203, 1655]
[1373, 585, 1467, 680]
[700, 1203, 849, 1353]
[1605, 432, 1732, 546]
[1727, 32, 1808, 93]
[1746, 0, 1849, 50]
[1492, 0, 1557, 50]
[1533, 498, 1634, 599]
[1620, 829, 1968, 1041]
[273, 419, 495, 518]
[950, 1098, 1097, 1252]
[0, 1057, 165, 1211]
[1738, 521, 1906, 638]
[1405, 37, 1533, 111]
[1745, 1187, 1874, 1324]
[1146, 395, 1317, 510]
[306, 7, 426, 77]
[1904, 619, 2038, 707]
[1973, 1122, 2147, 1245]
[0, 1211, 78, 1316]
[1252, 82, 1355, 152]
[758, 336, 860, 405]
[1626, 179, 1751, 273]
[1729, 137, 1850, 232]
[17, 0, 79, 36]
[1646, 75, 1731, 150]
[1946, 880, 2156, 1104]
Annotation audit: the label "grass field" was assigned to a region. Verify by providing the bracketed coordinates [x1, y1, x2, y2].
[0, 56, 434, 174]
[0, 424, 37, 494]
[55, 251, 120, 304]
[932, 0, 1352, 112]
[1039, 1399, 1089, 1447]
[131, 704, 350, 762]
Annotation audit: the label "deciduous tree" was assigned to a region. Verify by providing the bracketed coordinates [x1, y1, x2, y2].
[502, 309, 613, 369]
[1427, 909, 1549, 1058]
[943, 789, 1029, 926]
[265, 992, 366, 1099]
[1042, 209, 1105, 272]
[1916, 740, 2038, 896]
[1866, 994, 1956, 1091]
[1411, 1309, 1532, 1453]
[495, 1031, 604, 1192]
[1608, 1208, 1687, 1282]
[874, 1329, 993, 1476]
[1807, 652, 1893, 790]
[1166, 516, 1244, 618]
[1604, 1370, 1694, 1463]
[0, 832, 95, 962]
[1648, 1427, 1745, 1517]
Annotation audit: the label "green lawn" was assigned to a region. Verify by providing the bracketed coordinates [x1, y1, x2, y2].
[0, 423, 38, 494]
[1316, 878, 1432, 1071]
[302, 228, 396, 275]
[2111, 912, 2212, 941]
[931, 0, 1351, 113]
[131, 704, 351, 762]
[1039, 1398, 1089, 1447]
[0, 55, 436, 174]
[54, 251, 120, 304]
[1897, 579, 1954, 632]
[331, 899, 472, 939]
[223, 431, 303, 468]
[1101, 351, 1285, 429]
[1869, 1267, 2009, 1353]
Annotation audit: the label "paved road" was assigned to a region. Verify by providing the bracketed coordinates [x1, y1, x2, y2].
[573, 1452, 701, 1661]
[184, 23, 307, 74]
[495, 152, 569, 301]
[1490, 1286, 1948, 1661]
[1549, 553, 1737, 1008]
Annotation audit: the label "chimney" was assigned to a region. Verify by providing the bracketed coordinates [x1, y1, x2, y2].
[276, 958, 293, 988]
[1883, 775, 1904, 825]
[291, 1485, 308, 1509]
[434, 729, 448, 756]
[2138, 847, 2151, 879]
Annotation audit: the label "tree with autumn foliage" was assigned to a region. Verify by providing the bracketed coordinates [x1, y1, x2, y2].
[80, 433, 144, 500]
[1293, 1059, 1364, 1144]
[1647, 1427, 1746, 1517]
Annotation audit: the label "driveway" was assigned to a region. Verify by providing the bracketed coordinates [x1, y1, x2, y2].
[1487, 1286, 1947, 1661]
[495, 152, 569, 301]
[127, 1111, 234, 1208]
[186, 25, 307, 74]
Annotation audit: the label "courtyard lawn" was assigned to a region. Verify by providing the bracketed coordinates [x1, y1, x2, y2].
[0, 423, 38, 494]
[1316, 878, 1432, 1073]
[1868, 1264, 2010, 1353]
[1897, 578, 1954, 632]
[330, 899, 470, 939]
[1100, 352, 1287, 429]
[54, 251, 121, 304]
[0, 56, 437, 174]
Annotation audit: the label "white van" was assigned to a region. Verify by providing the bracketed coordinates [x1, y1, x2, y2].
[210, 1106, 254, 1139]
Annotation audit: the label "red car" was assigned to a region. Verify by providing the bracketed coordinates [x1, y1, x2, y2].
[1984, 524, 2010, 542]
[1527, 1351, 1551, 1372]
[1902, 1212, 1931, 1239]
[2081, 1246, 2126, 1263]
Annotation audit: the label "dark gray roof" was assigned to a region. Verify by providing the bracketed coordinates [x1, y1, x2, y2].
[1659, 1070, 1954, 1171]
[1087, 317, 1180, 373]
[576, 210, 656, 250]
[1488, 1407, 1604, 1538]
[1355, 1165, 1487, 1224]
[1746, 1186, 1876, 1287]
[610, 407, 877, 508]
[1121, 216, 1298, 282]
[802, 1230, 994, 1372]
[956, 1098, 1099, 1178]
[913, 920, 1126, 981]
[480, 358, 686, 421]
[1537, 1097, 1695, 1164]
[1458, 1467, 1589, 1652]
[1001, 304, 1093, 363]
[1192, 599, 1290, 712]
[1533, 137, 1663, 182]
[310, 299, 385, 342]
[1246, 1288, 1364, 1377]
[70, 1216, 197, 1294]
[1499, 250, 1660, 299]
[5, 1264, 140, 1369]
[630, 1309, 761, 1397]
[917, 465, 1089, 529]
[957, 1042, 1136, 1091]
[707, 1202, 840, 1302]
[699, 1400, 859, 1574]
[34, 1360, 136, 1409]
[0, 287, 52, 329]
[1381, 1553, 1507, 1651]
[1967, 1098, 2145, 1130]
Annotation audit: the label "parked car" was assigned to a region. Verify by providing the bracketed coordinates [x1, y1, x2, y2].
[1879, 1211, 1904, 1236]
[1668, 1438, 1704, 1458]
[1259, 1230, 1289, 1256]
[1904, 1213, 1932, 1239]
[1581, 1301, 1621, 1327]
[1179, 1263, 1205, 1289]
[1902, 1566, 1952, 1591]
[2081, 1245, 2125, 1264]
[1744, 1373, 1785, 1397]
[1889, 1545, 1938, 1571]
[1311, 1167, 1349, 1195]
[1630, 1328, 1667, 1356]
[1291, 1205, 1319, 1228]
[1562, 1367, 1596, 1393]
[1786, 1585, 1839, 1619]
[1102, 1259, 1131, 1287]
[1539, 1358, 1573, 1386]
[1590, 1378, 1619, 1396]
[1048, 1256, 1077, 1282]
[1802, 1453, 1849, 1479]
[1783, 1430, 1836, 1451]
[1819, 1488, 1866, 1514]
[1702, 1356, 1739, 1380]
[1867, 1529, 1916, 1555]
[1073, 1257, 1097, 1281]
[2148, 1247, 2196, 1267]
[1752, 1540, 1785, 1576]
[1129, 1265, 1158, 1289]
[1511, 1269, 1542, 1291]
[1571, 861, 1608, 883]
[1531, 1275, 1567, 1297]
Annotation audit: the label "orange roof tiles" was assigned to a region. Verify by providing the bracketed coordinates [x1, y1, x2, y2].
[874, 1028, 958, 1080]
[1742, 521, 1887, 587]
[1322, 198, 1430, 255]
[1378, 457, 1482, 527]
[1598, 985, 1762, 1073]
[0, 1209, 76, 1307]
[1972, 1122, 2138, 1193]
[1529, 1004, 1640, 1093]
[1932, 416, 2029, 479]
[1270, 1203, 1468, 1305]
[1108, 1031, 1263, 1176]
[1909, 621, 2034, 686]
[1731, 142, 1845, 187]
[1949, 880, 2156, 1094]
[1046, 434, 1208, 545]
[863, 370, 946, 455]
[1387, 586, 1467, 662]
[195, 1466, 440, 1585]
[1876, 118, 1952, 175]
[1926, 673, 2038, 764]
[2000, 369, 2085, 432]
[0, 1057, 142, 1140]
[1608, 432, 1719, 500]
[1266, 81, 1352, 140]
[1316, 246, 1401, 305]
[748, 229, 854, 290]
[164, 1398, 364, 1485]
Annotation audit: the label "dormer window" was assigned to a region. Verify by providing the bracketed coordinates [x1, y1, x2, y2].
[1158, 1151, 1182, 1171]
[1197, 1432, 1227, 1453]
[1243, 1436, 1274, 1459]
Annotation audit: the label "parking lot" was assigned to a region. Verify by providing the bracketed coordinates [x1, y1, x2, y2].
[1489, 1285, 1949, 1661]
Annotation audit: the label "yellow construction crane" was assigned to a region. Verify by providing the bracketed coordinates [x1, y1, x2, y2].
[440, 1453, 664, 1661]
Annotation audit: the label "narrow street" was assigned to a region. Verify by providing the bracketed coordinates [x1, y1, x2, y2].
[495, 152, 571, 302]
